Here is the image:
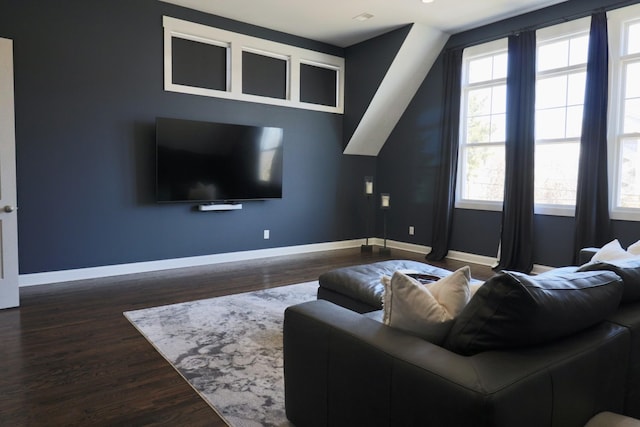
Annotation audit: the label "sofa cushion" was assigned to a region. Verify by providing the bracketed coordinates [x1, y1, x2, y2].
[444, 270, 623, 356]
[578, 258, 640, 303]
[382, 267, 471, 344]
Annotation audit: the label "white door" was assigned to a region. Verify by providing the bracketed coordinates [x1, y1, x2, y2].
[0, 37, 19, 309]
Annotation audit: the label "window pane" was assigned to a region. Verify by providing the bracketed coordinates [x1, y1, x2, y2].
[624, 98, 640, 133]
[467, 116, 491, 143]
[463, 145, 505, 201]
[490, 113, 506, 142]
[491, 85, 507, 114]
[538, 40, 569, 71]
[535, 142, 580, 205]
[626, 62, 640, 98]
[536, 108, 567, 139]
[569, 35, 589, 66]
[300, 63, 337, 106]
[628, 22, 640, 55]
[468, 87, 491, 115]
[493, 53, 508, 79]
[242, 51, 287, 99]
[567, 72, 586, 105]
[566, 105, 584, 138]
[537, 75, 568, 109]
[172, 38, 227, 91]
[619, 138, 640, 208]
[468, 56, 493, 83]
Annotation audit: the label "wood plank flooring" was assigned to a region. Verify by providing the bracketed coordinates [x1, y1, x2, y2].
[0, 248, 494, 426]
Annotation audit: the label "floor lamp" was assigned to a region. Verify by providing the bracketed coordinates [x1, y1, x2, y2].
[361, 176, 374, 253]
[379, 193, 391, 255]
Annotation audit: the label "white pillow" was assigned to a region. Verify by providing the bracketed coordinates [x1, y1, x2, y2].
[382, 266, 471, 344]
[627, 240, 640, 256]
[591, 239, 635, 262]
[469, 282, 483, 297]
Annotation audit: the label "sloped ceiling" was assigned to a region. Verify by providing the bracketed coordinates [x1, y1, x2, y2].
[343, 24, 448, 156]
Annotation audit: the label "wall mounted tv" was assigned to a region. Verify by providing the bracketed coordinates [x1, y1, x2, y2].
[156, 117, 284, 203]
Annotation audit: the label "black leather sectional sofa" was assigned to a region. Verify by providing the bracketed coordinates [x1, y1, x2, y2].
[283, 252, 640, 427]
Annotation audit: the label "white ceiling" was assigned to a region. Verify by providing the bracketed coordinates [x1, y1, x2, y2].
[161, 0, 569, 47]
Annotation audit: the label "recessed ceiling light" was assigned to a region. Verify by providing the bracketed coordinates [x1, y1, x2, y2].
[422, 0, 434, 3]
[353, 12, 374, 21]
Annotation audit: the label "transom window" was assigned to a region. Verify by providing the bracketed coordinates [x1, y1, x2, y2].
[162, 16, 345, 114]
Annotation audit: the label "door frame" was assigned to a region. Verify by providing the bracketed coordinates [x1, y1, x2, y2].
[0, 37, 20, 309]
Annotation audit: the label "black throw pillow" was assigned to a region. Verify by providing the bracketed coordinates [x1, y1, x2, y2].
[444, 270, 623, 356]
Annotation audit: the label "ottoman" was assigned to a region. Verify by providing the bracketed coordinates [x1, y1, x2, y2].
[317, 260, 458, 313]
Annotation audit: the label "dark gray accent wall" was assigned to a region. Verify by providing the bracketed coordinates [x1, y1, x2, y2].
[369, 0, 640, 266]
[0, 0, 374, 274]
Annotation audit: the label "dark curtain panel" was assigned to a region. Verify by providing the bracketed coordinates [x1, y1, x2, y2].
[574, 12, 611, 262]
[427, 49, 463, 261]
[496, 31, 536, 273]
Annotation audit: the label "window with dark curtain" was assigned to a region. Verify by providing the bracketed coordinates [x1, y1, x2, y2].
[574, 12, 611, 261]
[496, 31, 536, 273]
[427, 49, 463, 261]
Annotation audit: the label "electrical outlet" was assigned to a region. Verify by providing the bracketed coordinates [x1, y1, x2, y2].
[409, 226, 415, 235]
[264, 229, 270, 239]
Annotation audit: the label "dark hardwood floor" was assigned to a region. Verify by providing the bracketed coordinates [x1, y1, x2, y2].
[0, 247, 494, 426]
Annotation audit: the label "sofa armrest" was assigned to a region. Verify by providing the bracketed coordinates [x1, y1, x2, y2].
[284, 300, 629, 427]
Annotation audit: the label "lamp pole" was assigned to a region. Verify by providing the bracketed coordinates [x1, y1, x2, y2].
[379, 193, 391, 255]
[361, 176, 374, 253]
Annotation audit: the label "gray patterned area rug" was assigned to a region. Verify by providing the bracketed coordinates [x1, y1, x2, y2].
[124, 281, 318, 427]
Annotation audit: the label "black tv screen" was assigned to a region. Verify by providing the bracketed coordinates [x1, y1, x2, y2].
[156, 117, 284, 203]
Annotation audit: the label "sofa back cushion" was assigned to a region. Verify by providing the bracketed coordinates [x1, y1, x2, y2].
[578, 258, 640, 303]
[444, 270, 623, 356]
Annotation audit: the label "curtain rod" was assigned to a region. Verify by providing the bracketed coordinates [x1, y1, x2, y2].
[444, 0, 639, 52]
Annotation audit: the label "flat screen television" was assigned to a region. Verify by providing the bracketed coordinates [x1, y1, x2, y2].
[156, 117, 284, 203]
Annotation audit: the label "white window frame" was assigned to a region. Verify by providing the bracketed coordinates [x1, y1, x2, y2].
[163, 16, 345, 114]
[456, 38, 508, 212]
[533, 17, 591, 217]
[608, 3, 640, 221]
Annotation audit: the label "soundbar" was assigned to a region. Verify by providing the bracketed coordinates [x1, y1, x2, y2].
[198, 203, 243, 212]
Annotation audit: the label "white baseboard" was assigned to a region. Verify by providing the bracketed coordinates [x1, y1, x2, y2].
[382, 240, 553, 273]
[19, 239, 363, 287]
[446, 249, 497, 267]
[19, 238, 553, 287]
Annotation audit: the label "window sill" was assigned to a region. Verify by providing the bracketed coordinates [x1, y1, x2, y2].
[611, 209, 640, 222]
[456, 200, 577, 217]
